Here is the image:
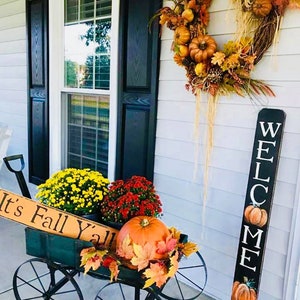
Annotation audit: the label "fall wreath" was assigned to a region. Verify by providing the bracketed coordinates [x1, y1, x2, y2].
[150, 0, 300, 205]
[151, 0, 300, 98]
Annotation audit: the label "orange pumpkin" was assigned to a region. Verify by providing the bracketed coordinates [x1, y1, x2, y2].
[231, 281, 257, 300]
[116, 216, 170, 261]
[174, 25, 191, 45]
[182, 8, 194, 23]
[176, 44, 189, 57]
[189, 35, 217, 63]
[244, 205, 268, 227]
[252, 0, 272, 17]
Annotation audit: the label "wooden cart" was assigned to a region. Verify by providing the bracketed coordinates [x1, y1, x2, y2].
[12, 227, 207, 300]
[3, 155, 207, 299]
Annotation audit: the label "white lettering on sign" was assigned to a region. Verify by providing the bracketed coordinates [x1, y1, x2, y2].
[253, 162, 270, 183]
[259, 122, 282, 138]
[256, 140, 276, 163]
[239, 120, 283, 273]
[240, 247, 260, 272]
[242, 225, 264, 249]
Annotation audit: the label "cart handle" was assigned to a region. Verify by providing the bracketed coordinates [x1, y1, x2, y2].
[3, 154, 32, 199]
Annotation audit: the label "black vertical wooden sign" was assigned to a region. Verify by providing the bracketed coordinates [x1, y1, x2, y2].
[231, 108, 285, 299]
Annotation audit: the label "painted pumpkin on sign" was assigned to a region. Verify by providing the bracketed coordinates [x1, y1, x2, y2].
[231, 281, 257, 300]
[244, 205, 268, 227]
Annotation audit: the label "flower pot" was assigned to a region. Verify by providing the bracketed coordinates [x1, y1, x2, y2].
[80, 213, 102, 223]
[101, 219, 123, 230]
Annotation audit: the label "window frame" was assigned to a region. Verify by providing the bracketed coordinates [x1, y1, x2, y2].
[48, 0, 119, 180]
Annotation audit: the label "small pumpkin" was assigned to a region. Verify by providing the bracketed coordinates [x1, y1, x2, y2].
[116, 216, 170, 262]
[252, 0, 272, 17]
[174, 25, 191, 45]
[182, 8, 194, 23]
[189, 35, 217, 63]
[231, 281, 257, 300]
[244, 205, 268, 227]
[175, 44, 189, 57]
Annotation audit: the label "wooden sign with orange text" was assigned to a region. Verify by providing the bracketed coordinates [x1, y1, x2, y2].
[0, 189, 118, 248]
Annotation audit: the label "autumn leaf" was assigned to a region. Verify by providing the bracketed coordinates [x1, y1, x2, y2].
[143, 262, 168, 288]
[116, 234, 134, 259]
[168, 251, 179, 277]
[83, 255, 102, 274]
[131, 242, 156, 271]
[109, 260, 120, 281]
[102, 256, 115, 268]
[211, 52, 225, 66]
[80, 247, 107, 266]
[289, 0, 300, 8]
[181, 241, 198, 257]
[157, 235, 178, 255]
[169, 227, 181, 241]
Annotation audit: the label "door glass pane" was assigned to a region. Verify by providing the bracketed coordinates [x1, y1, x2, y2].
[67, 94, 109, 176]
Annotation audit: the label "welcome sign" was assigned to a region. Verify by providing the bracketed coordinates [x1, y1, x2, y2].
[0, 189, 118, 248]
[232, 108, 285, 299]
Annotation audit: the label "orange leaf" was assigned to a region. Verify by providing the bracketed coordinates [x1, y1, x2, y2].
[131, 242, 156, 271]
[83, 255, 103, 274]
[157, 235, 178, 255]
[116, 234, 134, 260]
[109, 260, 120, 282]
[143, 262, 168, 288]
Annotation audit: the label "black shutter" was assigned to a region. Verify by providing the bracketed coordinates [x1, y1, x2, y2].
[116, 0, 161, 181]
[26, 0, 49, 184]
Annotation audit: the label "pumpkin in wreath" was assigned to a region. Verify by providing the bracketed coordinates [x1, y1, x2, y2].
[252, 0, 273, 17]
[189, 34, 217, 63]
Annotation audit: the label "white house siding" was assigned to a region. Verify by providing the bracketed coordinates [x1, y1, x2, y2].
[0, 0, 35, 195]
[155, 1, 300, 299]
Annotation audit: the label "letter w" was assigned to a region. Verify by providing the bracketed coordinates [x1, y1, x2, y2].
[259, 122, 282, 138]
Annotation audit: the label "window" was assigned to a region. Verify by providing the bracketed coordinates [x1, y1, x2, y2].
[64, 0, 111, 175]
[67, 94, 109, 176]
[64, 0, 111, 89]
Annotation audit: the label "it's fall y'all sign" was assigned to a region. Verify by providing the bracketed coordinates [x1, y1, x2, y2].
[0, 189, 119, 248]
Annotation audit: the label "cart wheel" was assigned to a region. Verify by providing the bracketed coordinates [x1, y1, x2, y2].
[13, 258, 84, 300]
[154, 250, 207, 300]
[94, 281, 157, 300]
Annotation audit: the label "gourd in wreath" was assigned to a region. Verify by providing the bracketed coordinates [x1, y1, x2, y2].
[174, 25, 190, 45]
[189, 35, 217, 63]
[231, 280, 257, 300]
[182, 8, 194, 23]
[252, 0, 273, 17]
[244, 205, 268, 227]
[116, 216, 171, 267]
